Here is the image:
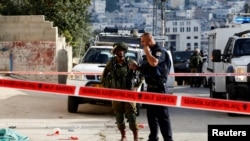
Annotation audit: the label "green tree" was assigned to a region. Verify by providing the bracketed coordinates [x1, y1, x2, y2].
[0, 0, 92, 57]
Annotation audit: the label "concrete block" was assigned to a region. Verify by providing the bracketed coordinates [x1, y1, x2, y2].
[1, 16, 18, 23]
[30, 15, 45, 22]
[0, 15, 44, 23]
[0, 22, 53, 31]
[43, 29, 57, 41]
[28, 22, 54, 29]
[2, 35, 14, 41]
[14, 35, 29, 41]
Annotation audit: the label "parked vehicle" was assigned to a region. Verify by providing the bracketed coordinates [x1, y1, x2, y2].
[67, 45, 144, 113]
[205, 23, 250, 107]
[172, 50, 194, 85]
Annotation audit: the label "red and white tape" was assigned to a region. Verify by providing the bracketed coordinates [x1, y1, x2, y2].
[1, 71, 250, 76]
[0, 78, 250, 115]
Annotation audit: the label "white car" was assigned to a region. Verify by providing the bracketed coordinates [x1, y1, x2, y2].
[67, 45, 144, 113]
[67, 45, 175, 113]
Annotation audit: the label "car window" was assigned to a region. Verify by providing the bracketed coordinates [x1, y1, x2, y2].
[81, 48, 140, 64]
[233, 39, 250, 57]
[173, 51, 194, 62]
[82, 48, 112, 63]
[126, 52, 137, 61]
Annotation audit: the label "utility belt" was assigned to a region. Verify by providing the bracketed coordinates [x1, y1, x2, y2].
[147, 83, 166, 89]
[145, 76, 167, 85]
[147, 84, 159, 89]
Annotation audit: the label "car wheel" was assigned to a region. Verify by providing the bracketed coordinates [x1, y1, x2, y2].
[226, 83, 239, 116]
[227, 90, 240, 116]
[227, 83, 237, 100]
[209, 84, 224, 99]
[176, 79, 183, 86]
[207, 77, 212, 88]
[209, 84, 216, 98]
[68, 96, 79, 113]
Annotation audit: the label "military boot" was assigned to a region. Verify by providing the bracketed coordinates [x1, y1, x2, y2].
[119, 129, 127, 141]
[132, 130, 139, 141]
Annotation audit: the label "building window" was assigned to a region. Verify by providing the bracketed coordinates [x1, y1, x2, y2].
[186, 21, 191, 25]
[173, 21, 177, 26]
[194, 42, 198, 47]
[186, 27, 191, 32]
[194, 27, 199, 32]
[166, 28, 170, 33]
[186, 43, 191, 50]
[180, 21, 184, 26]
[187, 36, 191, 39]
[194, 36, 198, 39]
[180, 27, 184, 32]
[173, 27, 177, 32]
[170, 42, 176, 50]
[170, 35, 176, 40]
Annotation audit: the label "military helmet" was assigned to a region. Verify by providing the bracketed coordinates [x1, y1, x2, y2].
[112, 42, 128, 54]
[194, 48, 200, 53]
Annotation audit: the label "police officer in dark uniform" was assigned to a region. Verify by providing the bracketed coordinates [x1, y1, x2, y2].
[139, 33, 174, 141]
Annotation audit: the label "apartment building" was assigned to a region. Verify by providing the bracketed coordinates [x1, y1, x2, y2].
[165, 19, 201, 51]
[89, 0, 245, 52]
[92, 0, 106, 14]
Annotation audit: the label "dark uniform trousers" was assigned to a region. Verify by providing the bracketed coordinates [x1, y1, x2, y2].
[146, 83, 174, 141]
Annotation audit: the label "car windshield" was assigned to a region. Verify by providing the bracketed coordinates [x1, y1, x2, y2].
[81, 48, 138, 64]
[173, 51, 194, 62]
[233, 39, 250, 57]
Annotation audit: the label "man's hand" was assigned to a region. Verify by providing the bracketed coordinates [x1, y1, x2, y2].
[129, 63, 138, 70]
[128, 60, 138, 70]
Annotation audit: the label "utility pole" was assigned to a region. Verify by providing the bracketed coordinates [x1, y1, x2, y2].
[153, 0, 158, 36]
[160, 0, 166, 47]
[153, 0, 166, 47]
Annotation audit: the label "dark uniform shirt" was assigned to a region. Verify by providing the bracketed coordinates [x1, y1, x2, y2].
[141, 44, 170, 85]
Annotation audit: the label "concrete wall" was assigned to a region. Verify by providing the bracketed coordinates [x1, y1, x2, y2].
[0, 15, 72, 83]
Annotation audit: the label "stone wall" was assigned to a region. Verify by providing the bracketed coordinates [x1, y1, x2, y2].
[0, 15, 72, 83]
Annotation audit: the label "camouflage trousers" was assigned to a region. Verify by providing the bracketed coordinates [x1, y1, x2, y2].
[112, 101, 138, 131]
[190, 67, 201, 87]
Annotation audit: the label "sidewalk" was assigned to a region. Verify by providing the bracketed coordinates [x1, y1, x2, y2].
[0, 118, 206, 141]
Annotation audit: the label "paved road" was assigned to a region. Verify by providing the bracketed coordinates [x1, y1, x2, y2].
[1, 76, 250, 141]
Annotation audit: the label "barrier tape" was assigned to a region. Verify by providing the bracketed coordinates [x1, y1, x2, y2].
[1, 71, 250, 76]
[1, 78, 250, 115]
[79, 87, 177, 106]
[0, 78, 75, 95]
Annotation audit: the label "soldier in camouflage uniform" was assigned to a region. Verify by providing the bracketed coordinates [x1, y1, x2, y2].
[101, 42, 142, 141]
[189, 48, 203, 87]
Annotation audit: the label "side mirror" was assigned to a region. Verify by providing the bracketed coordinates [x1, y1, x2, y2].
[212, 49, 221, 62]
